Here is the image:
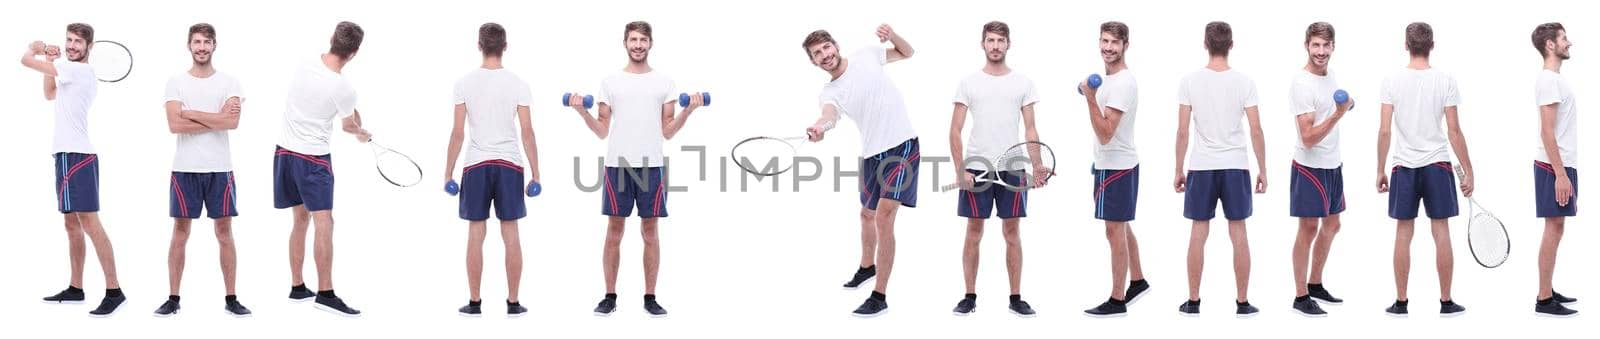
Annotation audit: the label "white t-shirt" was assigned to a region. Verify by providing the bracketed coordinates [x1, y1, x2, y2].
[1094, 70, 1139, 170]
[278, 58, 358, 156]
[454, 68, 532, 166]
[165, 71, 243, 172]
[1535, 69, 1578, 167]
[598, 70, 675, 168]
[1178, 69, 1259, 171]
[820, 48, 918, 157]
[1380, 68, 1460, 168]
[1289, 70, 1342, 169]
[52, 61, 97, 154]
[954, 71, 1039, 171]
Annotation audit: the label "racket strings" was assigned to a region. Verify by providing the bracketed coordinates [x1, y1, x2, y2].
[373, 148, 423, 187]
[731, 137, 799, 176]
[1467, 211, 1509, 267]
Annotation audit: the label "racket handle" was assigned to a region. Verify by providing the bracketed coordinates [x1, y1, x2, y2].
[1333, 89, 1354, 111]
[938, 183, 961, 192]
[1077, 73, 1103, 95]
[678, 92, 710, 108]
[562, 93, 594, 109]
[445, 180, 460, 196]
[526, 181, 542, 197]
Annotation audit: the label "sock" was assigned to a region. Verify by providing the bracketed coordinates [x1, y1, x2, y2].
[507, 300, 521, 306]
[67, 286, 85, 293]
[1538, 297, 1554, 304]
[1308, 283, 1325, 290]
[858, 265, 875, 274]
[644, 294, 657, 303]
[1295, 295, 1310, 302]
[604, 293, 618, 301]
[468, 300, 482, 306]
[1237, 300, 1250, 306]
[1187, 299, 1201, 306]
[1395, 300, 1409, 307]
[225, 295, 237, 302]
[292, 283, 308, 290]
[963, 293, 976, 301]
[1110, 297, 1127, 305]
[168, 295, 180, 302]
[106, 288, 124, 298]
[317, 290, 337, 298]
[870, 291, 887, 302]
[1009, 294, 1022, 303]
[1131, 279, 1148, 286]
[1440, 299, 1455, 305]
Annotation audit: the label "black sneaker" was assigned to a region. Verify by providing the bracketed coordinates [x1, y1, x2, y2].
[313, 295, 361, 317]
[644, 295, 668, 318]
[1308, 284, 1344, 305]
[1125, 280, 1151, 305]
[852, 297, 888, 318]
[1008, 299, 1037, 318]
[1385, 300, 1409, 317]
[42, 287, 86, 304]
[89, 294, 126, 318]
[1552, 291, 1578, 305]
[1084, 298, 1128, 318]
[153, 299, 180, 317]
[224, 299, 252, 318]
[593, 296, 617, 317]
[288, 285, 315, 302]
[1293, 296, 1327, 317]
[1439, 300, 1466, 317]
[951, 295, 976, 316]
[1236, 301, 1260, 318]
[507, 301, 527, 318]
[1178, 299, 1201, 316]
[1536, 298, 1579, 318]
[842, 265, 876, 290]
[459, 301, 483, 317]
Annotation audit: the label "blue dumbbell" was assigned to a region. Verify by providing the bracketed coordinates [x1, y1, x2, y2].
[1334, 89, 1354, 111]
[562, 93, 594, 109]
[1077, 74, 1103, 95]
[526, 181, 542, 197]
[679, 92, 711, 108]
[445, 180, 460, 196]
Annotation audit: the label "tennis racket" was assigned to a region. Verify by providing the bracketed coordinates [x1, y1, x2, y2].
[730, 119, 836, 176]
[90, 40, 132, 83]
[1455, 164, 1509, 268]
[369, 140, 422, 187]
[939, 141, 1057, 192]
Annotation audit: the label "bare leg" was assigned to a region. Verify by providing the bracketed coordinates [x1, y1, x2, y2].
[310, 210, 335, 291]
[168, 218, 193, 295]
[1393, 219, 1415, 301]
[1292, 218, 1317, 296]
[64, 214, 86, 288]
[466, 221, 487, 301]
[1186, 220, 1209, 301]
[214, 218, 238, 296]
[642, 218, 661, 295]
[1430, 218, 1454, 301]
[1105, 221, 1130, 299]
[1127, 226, 1146, 281]
[288, 205, 310, 286]
[77, 212, 120, 288]
[1228, 220, 1251, 303]
[859, 208, 877, 268]
[962, 219, 984, 294]
[502, 220, 523, 303]
[1537, 217, 1565, 300]
[1309, 214, 1341, 285]
[602, 216, 625, 294]
[871, 200, 900, 294]
[1001, 218, 1023, 296]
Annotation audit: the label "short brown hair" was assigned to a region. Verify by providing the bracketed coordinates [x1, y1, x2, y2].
[983, 21, 1009, 39]
[329, 21, 364, 60]
[1405, 22, 1433, 57]
[189, 23, 216, 41]
[802, 30, 835, 54]
[1101, 21, 1129, 44]
[624, 21, 652, 40]
[479, 22, 507, 57]
[1205, 21, 1232, 56]
[1305, 22, 1334, 44]
[67, 23, 94, 42]
[1532, 22, 1565, 57]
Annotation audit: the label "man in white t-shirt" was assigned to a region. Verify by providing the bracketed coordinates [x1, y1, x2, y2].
[1376, 22, 1474, 317]
[801, 24, 918, 318]
[442, 23, 541, 318]
[1173, 21, 1267, 317]
[947, 21, 1041, 318]
[154, 23, 251, 318]
[1082, 21, 1151, 318]
[1286, 22, 1354, 318]
[23, 22, 128, 317]
[567, 21, 701, 318]
[273, 21, 370, 317]
[1529, 22, 1580, 318]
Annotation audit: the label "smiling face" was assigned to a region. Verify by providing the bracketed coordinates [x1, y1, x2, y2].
[1551, 30, 1572, 60]
[64, 32, 89, 62]
[1306, 36, 1333, 68]
[625, 30, 651, 63]
[189, 32, 215, 65]
[1099, 31, 1125, 65]
[808, 40, 840, 73]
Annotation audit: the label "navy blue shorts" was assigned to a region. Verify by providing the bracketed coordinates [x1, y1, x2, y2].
[1535, 161, 1578, 218]
[460, 160, 527, 221]
[1183, 169, 1253, 221]
[1387, 162, 1458, 220]
[1289, 162, 1345, 218]
[957, 169, 1027, 219]
[860, 138, 920, 210]
[273, 146, 334, 211]
[1092, 165, 1139, 222]
[602, 167, 667, 218]
[170, 172, 238, 219]
[54, 153, 100, 213]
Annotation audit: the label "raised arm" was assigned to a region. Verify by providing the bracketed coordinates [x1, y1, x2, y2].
[21, 42, 59, 99]
[1084, 91, 1125, 145]
[571, 95, 611, 139]
[1296, 100, 1350, 148]
[662, 93, 701, 140]
[878, 24, 914, 63]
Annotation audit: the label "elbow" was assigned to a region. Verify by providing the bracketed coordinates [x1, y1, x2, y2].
[1300, 137, 1318, 149]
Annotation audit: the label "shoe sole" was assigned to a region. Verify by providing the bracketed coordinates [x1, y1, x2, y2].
[313, 303, 362, 318]
[1179, 311, 1200, 317]
[459, 312, 482, 318]
[1535, 311, 1578, 318]
[1009, 309, 1037, 318]
[649, 313, 669, 318]
[1440, 310, 1466, 318]
[1310, 297, 1344, 305]
[953, 310, 974, 316]
[42, 300, 87, 304]
[88, 308, 121, 318]
[1293, 308, 1328, 318]
[842, 277, 876, 290]
[1385, 312, 1409, 318]
[593, 311, 614, 317]
[227, 311, 253, 318]
[288, 296, 314, 303]
[1236, 312, 1259, 319]
[153, 310, 178, 318]
[852, 308, 888, 318]
[1559, 301, 1579, 306]
[1083, 311, 1128, 318]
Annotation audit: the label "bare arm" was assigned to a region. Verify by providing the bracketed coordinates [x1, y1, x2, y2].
[880, 25, 914, 63]
[806, 104, 841, 142]
[22, 43, 59, 99]
[949, 103, 968, 180]
[1173, 104, 1192, 192]
[180, 97, 242, 130]
[518, 105, 541, 183]
[1085, 96, 1125, 145]
[1444, 106, 1474, 196]
[1539, 103, 1572, 205]
[662, 94, 700, 140]
[1376, 104, 1394, 192]
[165, 101, 211, 134]
[1245, 105, 1268, 192]
[443, 104, 467, 184]
[1295, 102, 1349, 148]
[572, 99, 611, 139]
[342, 109, 371, 142]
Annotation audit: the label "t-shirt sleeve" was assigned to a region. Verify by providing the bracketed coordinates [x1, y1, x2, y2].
[1021, 77, 1041, 107]
[517, 80, 533, 107]
[452, 78, 467, 105]
[227, 76, 245, 102]
[55, 61, 83, 86]
[163, 76, 182, 103]
[334, 81, 358, 119]
[1380, 76, 1395, 105]
[662, 77, 678, 105]
[952, 78, 970, 106]
[1176, 76, 1191, 106]
[1289, 80, 1315, 116]
[871, 47, 888, 65]
[1242, 78, 1260, 108]
[595, 77, 611, 105]
[1444, 75, 1461, 107]
[1103, 79, 1135, 113]
[1535, 75, 1561, 107]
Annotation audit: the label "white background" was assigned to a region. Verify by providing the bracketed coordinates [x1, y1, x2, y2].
[0, 0, 1590, 337]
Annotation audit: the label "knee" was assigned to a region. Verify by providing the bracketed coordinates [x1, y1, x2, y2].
[63, 216, 83, 233]
[1321, 220, 1342, 235]
[606, 219, 626, 238]
[859, 209, 875, 222]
